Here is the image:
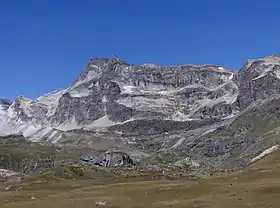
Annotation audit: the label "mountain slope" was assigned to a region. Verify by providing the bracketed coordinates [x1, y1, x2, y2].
[1, 55, 280, 170]
[3, 149, 280, 208]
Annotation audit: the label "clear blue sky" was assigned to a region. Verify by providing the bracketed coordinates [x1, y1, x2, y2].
[1, 0, 280, 100]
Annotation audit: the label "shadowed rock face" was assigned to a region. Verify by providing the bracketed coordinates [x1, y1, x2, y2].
[0, 99, 12, 107]
[2, 55, 280, 170]
[235, 59, 280, 110]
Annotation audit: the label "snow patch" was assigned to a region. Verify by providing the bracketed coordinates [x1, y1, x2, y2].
[22, 125, 42, 138]
[86, 115, 117, 129]
[55, 116, 81, 131]
[158, 91, 170, 95]
[0, 120, 32, 137]
[121, 85, 135, 94]
[200, 128, 217, 137]
[85, 116, 136, 129]
[28, 126, 54, 142]
[171, 111, 193, 122]
[222, 113, 237, 120]
[67, 88, 91, 98]
[229, 73, 234, 80]
[0, 123, 18, 136]
[171, 137, 186, 149]
[102, 96, 107, 103]
[251, 145, 279, 163]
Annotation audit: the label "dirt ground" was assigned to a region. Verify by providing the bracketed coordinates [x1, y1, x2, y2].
[1, 151, 280, 208]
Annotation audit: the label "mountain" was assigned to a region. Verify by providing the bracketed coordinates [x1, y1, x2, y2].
[1, 55, 280, 171]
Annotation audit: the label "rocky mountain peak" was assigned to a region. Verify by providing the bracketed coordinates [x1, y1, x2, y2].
[15, 95, 32, 103]
[238, 55, 280, 80]
[89, 56, 127, 65]
[74, 56, 128, 87]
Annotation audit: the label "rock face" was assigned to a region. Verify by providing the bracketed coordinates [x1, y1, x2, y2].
[81, 151, 134, 167]
[2, 55, 280, 170]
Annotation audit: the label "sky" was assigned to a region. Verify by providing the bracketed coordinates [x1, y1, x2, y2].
[1, 0, 280, 100]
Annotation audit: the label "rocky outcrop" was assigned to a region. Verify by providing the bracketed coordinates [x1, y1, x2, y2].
[81, 150, 135, 168]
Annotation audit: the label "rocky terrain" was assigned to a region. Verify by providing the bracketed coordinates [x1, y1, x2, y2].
[2, 148, 280, 208]
[1, 55, 280, 172]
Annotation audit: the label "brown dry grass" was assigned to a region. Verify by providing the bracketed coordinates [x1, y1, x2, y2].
[2, 151, 280, 208]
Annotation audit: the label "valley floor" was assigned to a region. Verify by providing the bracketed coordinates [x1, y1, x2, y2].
[2, 151, 280, 208]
